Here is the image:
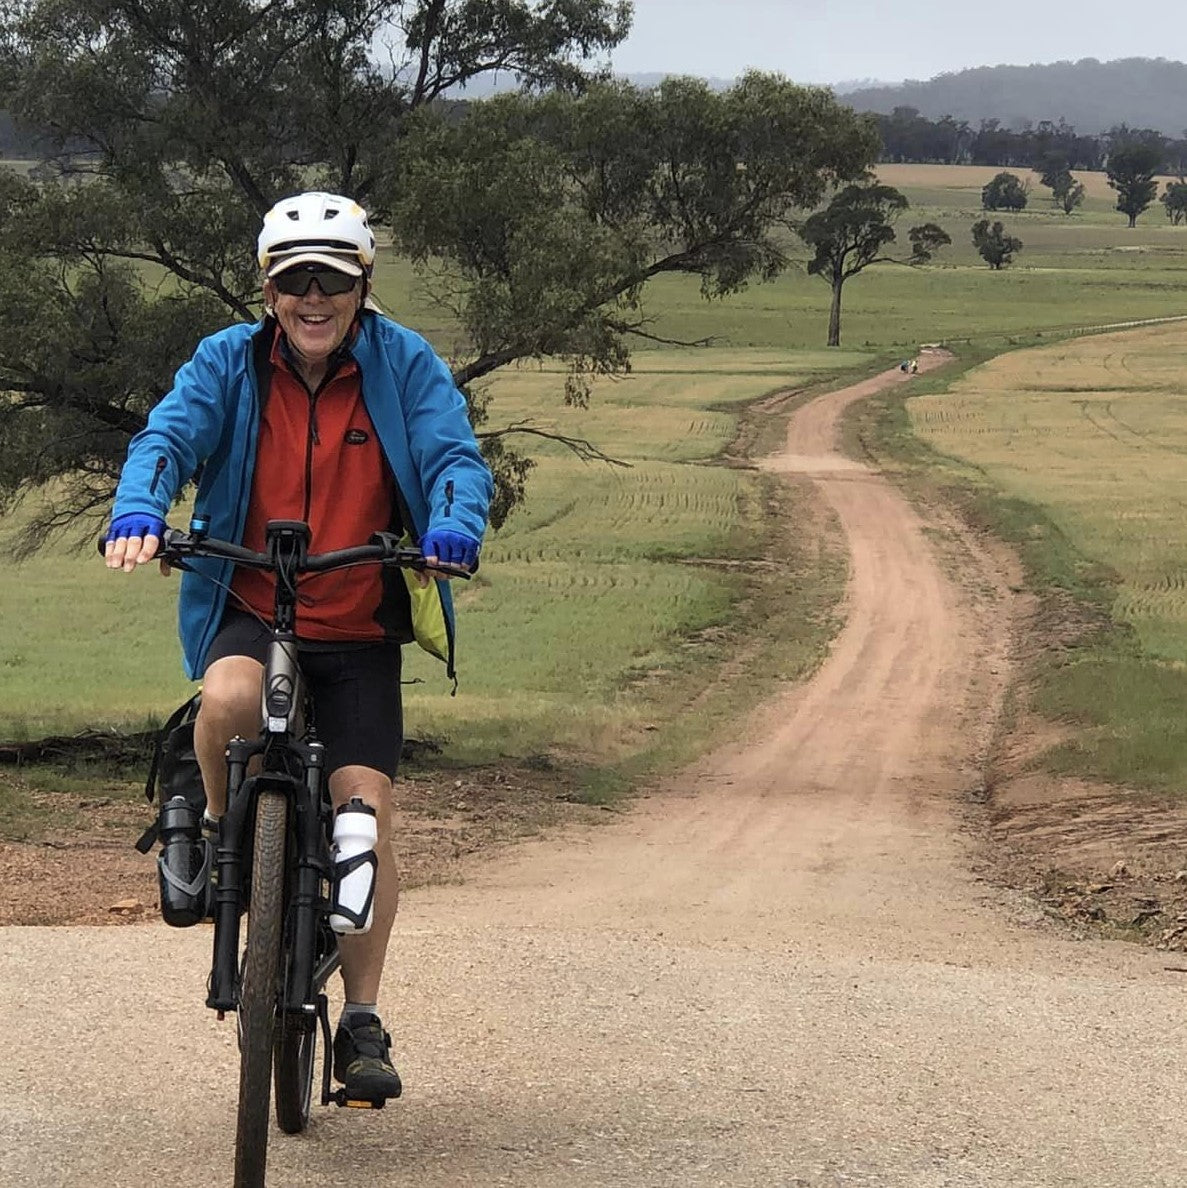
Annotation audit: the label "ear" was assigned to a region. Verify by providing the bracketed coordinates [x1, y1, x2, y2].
[262, 277, 277, 314]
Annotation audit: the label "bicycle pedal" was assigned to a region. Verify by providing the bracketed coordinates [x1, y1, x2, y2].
[332, 1089, 386, 1110]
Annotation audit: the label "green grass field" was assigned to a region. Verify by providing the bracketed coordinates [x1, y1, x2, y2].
[6, 160, 1187, 790]
[365, 161, 1187, 360]
[906, 322, 1187, 791]
[0, 348, 851, 783]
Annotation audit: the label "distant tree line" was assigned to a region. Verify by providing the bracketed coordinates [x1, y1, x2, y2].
[874, 107, 1187, 175]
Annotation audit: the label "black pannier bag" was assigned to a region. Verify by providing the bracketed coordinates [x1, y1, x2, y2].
[134, 692, 211, 926]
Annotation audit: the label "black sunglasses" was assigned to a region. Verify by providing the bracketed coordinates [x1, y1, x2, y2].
[272, 265, 360, 297]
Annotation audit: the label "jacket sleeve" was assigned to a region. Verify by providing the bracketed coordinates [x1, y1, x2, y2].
[399, 339, 493, 543]
[111, 331, 238, 520]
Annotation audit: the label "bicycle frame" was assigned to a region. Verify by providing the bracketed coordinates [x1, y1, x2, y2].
[201, 523, 341, 1105]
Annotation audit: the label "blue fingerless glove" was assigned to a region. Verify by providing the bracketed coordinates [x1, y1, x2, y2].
[420, 529, 480, 569]
[106, 512, 166, 544]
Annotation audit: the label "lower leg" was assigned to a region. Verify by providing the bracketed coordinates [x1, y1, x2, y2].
[331, 765, 398, 1003]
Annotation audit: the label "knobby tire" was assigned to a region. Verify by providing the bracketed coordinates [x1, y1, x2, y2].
[234, 791, 287, 1188]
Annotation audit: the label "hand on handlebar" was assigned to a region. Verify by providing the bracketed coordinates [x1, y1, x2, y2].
[102, 520, 475, 585]
[104, 513, 167, 573]
[419, 529, 479, 580]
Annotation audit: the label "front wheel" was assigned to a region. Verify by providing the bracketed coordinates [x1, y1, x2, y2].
[234, 791, 287, 1188]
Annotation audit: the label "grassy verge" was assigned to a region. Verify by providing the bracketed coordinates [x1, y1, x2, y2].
[848, 324, 1187, 795]
[0, 762, 149, 843]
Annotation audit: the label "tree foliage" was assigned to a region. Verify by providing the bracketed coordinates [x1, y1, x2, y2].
[798, 183, 949, 347]
[1162, 181, 1187, 225]
[981, 170, 1028, 211]
[394, 75, 879, 388]
[1053, 175, 1086, 216]
[1106, 141, 1164, 227]
[0, 0, 879, 549]
[1037, 154, 1085, 215]
[971, 219, 1022, 269]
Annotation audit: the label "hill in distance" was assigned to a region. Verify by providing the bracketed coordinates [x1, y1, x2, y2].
[839, 57, 1187, 136]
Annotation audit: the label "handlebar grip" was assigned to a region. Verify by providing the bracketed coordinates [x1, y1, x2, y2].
[424, 562, 472, 581]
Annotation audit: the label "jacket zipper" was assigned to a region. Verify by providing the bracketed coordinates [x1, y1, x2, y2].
[444, 479, 454, 517]
[149, 454, 168, 495]
[302, 379, 328, 523]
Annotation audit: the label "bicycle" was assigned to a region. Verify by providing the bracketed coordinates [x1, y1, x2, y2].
[153, 516, 467, 1188]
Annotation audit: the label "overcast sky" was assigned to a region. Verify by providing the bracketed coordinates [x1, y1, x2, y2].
[608, 0, 1187, 86]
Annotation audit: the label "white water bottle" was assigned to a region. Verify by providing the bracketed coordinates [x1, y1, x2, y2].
[329, 798, 378, 934]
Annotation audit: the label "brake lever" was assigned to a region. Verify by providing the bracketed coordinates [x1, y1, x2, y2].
[371, 534, 472, 580]
[424, 563, 472, 581]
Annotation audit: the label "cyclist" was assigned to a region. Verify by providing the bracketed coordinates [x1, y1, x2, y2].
[103, 191, 493, 1103]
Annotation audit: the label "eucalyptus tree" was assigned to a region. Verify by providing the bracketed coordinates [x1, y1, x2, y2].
[1162, 181, 1187, 225]
[797, 183, 949, 347]
[1107, 141, 1164, 227]
[971, 219, 1023, 269]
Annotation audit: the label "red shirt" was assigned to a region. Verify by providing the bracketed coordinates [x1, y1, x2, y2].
[231, 331, 398, 640]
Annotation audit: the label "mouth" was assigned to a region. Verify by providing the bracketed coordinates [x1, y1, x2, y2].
[299, 314, 332, 326]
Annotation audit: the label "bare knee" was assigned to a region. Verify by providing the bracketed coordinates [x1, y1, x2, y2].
[329, 766, 394, 840]
[197, 656, 264, 739]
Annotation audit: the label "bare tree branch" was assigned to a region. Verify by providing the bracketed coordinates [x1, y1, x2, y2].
[476, 420, 631, 468]
[452, 240, 737, 387]
[411, 0, 447, 106]
[607, 320, 718, 348]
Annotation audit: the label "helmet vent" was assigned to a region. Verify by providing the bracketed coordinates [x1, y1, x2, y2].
[286, 210, 299, 220]
[325, 210, 339, 220]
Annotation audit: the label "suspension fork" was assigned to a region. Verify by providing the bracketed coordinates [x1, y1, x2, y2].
[284, 739, 329, 1013]
[207, 735, 262, 1012]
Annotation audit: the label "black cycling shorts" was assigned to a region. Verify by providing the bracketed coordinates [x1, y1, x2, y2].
[204, 611, 403, 778]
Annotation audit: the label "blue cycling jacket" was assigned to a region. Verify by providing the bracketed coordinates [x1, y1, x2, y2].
[112, 311, 493, 680]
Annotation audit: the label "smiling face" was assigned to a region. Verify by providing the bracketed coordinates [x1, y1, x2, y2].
[264, 271, 364, 381]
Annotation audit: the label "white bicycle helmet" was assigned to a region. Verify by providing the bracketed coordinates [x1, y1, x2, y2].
[257, 191, 377, 277]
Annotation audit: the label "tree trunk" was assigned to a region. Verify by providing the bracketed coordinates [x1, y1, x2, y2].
[827, 279, 843, 347]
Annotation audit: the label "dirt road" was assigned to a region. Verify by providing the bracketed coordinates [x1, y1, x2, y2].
[5, 362, 1187, 1188]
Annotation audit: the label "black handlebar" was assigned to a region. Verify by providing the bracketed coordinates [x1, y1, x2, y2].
[101, 524, 472, 580]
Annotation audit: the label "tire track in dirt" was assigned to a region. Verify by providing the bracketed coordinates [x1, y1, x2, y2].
[5, 358, 1187, 1188]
